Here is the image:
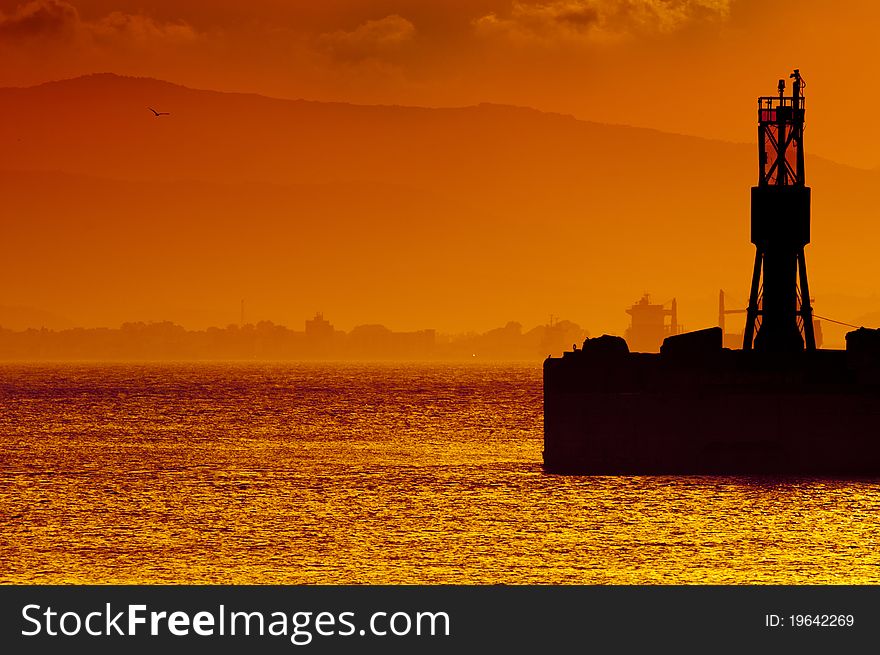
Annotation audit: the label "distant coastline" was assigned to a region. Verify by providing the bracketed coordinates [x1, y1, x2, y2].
[0, 315, 586, 361]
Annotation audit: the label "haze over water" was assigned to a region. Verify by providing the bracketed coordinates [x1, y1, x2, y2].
[2, 362, 879, 584]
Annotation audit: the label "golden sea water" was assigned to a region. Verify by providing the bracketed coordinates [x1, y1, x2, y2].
[1, 362, 879, 584]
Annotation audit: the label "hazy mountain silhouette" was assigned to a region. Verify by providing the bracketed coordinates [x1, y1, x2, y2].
[2, 73, 878, 336]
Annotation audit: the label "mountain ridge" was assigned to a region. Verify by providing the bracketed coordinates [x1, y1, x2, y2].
[11, 72, 867, 172]
[1, 72, 878, 339]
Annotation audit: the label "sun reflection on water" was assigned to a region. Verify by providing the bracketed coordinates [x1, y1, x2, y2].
[1, 362, 879, 584]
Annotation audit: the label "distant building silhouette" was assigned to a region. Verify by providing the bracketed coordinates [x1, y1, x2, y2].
[0, 314, 586, 361]
[624, 294, 681, 353]
[348, 324, 436, 358]
[305, 312, 334, 340]
[539, 319, 587, 357]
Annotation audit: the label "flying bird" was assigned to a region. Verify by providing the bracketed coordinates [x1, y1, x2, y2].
[148, 107, 170, 117]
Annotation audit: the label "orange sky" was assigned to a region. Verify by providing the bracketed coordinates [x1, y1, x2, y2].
[2, 1, 880, 342]
[1, 0, 879, 167]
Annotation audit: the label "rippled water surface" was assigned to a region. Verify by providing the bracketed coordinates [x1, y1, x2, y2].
[2, 362, 879, 584]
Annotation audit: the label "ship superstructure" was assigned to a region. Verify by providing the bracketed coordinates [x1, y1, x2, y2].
[624, 295, 680, 353]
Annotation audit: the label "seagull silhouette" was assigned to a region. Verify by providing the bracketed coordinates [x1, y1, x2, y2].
[148, 107, 170, 117]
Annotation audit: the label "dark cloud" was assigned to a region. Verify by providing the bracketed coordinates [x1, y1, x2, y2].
[555, 6, 600, 28]
[0, 0, 198, 44]
[0, 0, 78, 38]
[317, 14, 416, 61]
[474, 0, 731, 42]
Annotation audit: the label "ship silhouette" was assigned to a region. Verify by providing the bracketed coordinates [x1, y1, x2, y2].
[544, 71, 880, 475]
